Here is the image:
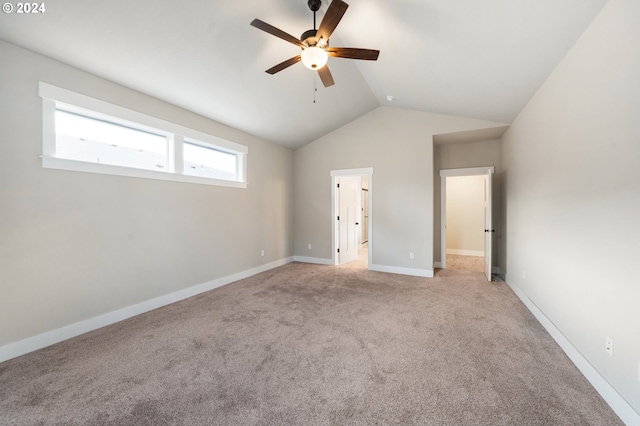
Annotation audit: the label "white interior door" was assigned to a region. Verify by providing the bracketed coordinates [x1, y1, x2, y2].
[338, 176, 359, 264]
[484, 172, 493, 281]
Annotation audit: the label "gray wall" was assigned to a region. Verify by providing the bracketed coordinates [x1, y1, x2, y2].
[501, 0, 640, 414]
[433, 139, 502, 266]
[293, 106, 505, 273]
[0, 40, 294, 347]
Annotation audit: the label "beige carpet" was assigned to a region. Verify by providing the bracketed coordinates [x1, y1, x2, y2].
[0, 262, 622, 425]
[446, 254, 485, 273]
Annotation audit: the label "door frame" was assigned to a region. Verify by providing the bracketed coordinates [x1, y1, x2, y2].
[361, 187, 369, 244]
[331, 167, 374, 267]
[439, 166, 494, 272]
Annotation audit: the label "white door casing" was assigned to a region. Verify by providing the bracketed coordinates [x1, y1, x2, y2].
[362, 188, 369, 244]
[439, 166, 494, 281]
[484, 173, 493, 281]
[330, 168, 374, 267]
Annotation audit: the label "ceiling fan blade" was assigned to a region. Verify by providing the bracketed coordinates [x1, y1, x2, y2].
[266, 55, 302, 74]
[318, 65, 335, 87]
[316, 0, 349, 44]
[328, 47, 380, 61]
[251, 19, 304, 47]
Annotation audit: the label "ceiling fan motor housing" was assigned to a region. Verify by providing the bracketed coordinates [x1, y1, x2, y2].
[301, 29, 319, 45]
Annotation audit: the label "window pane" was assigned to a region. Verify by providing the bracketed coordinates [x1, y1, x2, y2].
[55, 109, 168, 171]
[183, 141, 238, 181]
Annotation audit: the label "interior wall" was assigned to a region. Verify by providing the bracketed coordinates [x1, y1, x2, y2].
[501, 0, 640, 415]
[293, 106, 505, 275]
[433, 139, 501, 266]
[0, 40, 294, 348]
[445, 175, 485, 255]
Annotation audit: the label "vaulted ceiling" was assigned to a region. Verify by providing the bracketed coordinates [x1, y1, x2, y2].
[0, 0, 608, 149]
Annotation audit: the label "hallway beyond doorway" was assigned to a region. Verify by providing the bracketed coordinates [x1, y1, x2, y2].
[338, 243, 368, 270]
[446, 254, 484, 273]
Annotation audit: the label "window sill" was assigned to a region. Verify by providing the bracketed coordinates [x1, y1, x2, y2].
[41, 156, 248, 188]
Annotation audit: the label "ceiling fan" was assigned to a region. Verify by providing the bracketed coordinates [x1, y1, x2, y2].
[251, 0, 379, 87]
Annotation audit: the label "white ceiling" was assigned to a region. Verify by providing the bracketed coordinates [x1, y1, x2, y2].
[0, 0, 608, 149]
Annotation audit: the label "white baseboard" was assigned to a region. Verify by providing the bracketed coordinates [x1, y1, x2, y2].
[446, 249, 484, 257]
[504, 276, 640, 426]
[369, 264, 433, 278]
[293, 256, 332, 265]
[434, 262, 498, 273]
[0, 256, 294, 364]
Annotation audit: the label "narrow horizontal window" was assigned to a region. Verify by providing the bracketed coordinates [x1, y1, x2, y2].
[183, 140, 238, 181]
[39, 82, 248, 188]
[55, 108, 169, 172]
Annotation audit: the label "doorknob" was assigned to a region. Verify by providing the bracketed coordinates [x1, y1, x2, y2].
[356, 222, 359, 225]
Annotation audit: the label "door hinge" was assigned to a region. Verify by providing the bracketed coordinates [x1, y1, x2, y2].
[337, 248, 340, 253]
[337, 183, 340, 188]
[337, 216, 340, 220]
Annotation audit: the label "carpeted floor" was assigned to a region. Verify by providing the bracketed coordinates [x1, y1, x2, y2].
[446, 254, 485, 273]
[0, 262, 622, 425]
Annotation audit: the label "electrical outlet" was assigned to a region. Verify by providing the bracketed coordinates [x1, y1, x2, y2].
[409, 252, 415, 260]
[261, 250, 265, 257]
[605, 336, 613, 357]
[308, 244, 312, 250]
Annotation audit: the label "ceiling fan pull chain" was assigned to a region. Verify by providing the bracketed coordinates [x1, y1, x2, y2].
[313, 74, 318, 103]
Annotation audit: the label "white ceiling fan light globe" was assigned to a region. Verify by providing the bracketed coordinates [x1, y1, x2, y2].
[301, 46, 328, 70]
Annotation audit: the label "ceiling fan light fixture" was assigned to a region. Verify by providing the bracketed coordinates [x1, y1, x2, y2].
[250, 0, 379, 87]
[301, 46, 328, 70]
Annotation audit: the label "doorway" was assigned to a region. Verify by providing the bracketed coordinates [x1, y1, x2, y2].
[440, 167, 494, 280]
[331, 168, 373, 267]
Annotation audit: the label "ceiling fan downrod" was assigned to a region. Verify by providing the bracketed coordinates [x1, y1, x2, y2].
[304, 0, 322, 44]
[308, 0, 322, 19]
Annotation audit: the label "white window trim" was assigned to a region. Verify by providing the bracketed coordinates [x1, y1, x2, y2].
[39, 82, 248, 188]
